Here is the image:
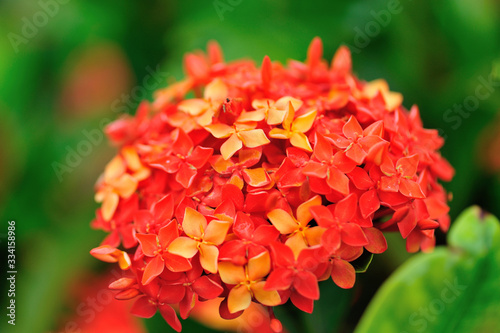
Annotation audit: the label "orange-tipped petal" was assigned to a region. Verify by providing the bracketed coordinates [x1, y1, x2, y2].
[114, 252, 131, 269]
[168, 237, 199, 258]
[218, 261, 246, 285]
[304, 226, 326, 247]
[122, 146, 142, 172]
[199, 243, 219, 273]
[221, 133, 243, 160]
[267, 108, 287, 125]
[242, 168, 271, 187]
[267, 209, 298, 234]
[204, 123, 234, 138]
[204, 78, 228, 101]
[227, 285, 252, 313]
[115, 288, 140, 300]
[251, 281, 281, 306]
[282, 102, 295, 131]
[90, 246, 131, 270]
[275, 96, 303, 111]
[290, 132, 312, 152]
[178, 98, 209, 116]
[100, 192, 119, 221]
[237, 110, 266, 123]
[204, 220, 232, 245]
[114, 174, 138, 198]
[269, 128, 290, 139]
[248, 251, 271, 280]
[238, 129, 270, 148]
[296, 195, 322, 226]
[104, 155, 126, 181]
[182, 207, 207, 238]
[285, 233, 308, 259]
[292, 109, 317, 133]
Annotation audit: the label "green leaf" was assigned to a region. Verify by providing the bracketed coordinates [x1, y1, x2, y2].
[355, 206, 500, 333]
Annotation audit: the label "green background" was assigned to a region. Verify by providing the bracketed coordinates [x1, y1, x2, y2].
[1, 0, 499, 332]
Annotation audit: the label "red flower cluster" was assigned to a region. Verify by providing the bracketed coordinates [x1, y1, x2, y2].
[90, 38, 454, 332]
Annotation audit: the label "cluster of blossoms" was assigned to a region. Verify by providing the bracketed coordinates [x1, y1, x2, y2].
[90, 38, 454, 332]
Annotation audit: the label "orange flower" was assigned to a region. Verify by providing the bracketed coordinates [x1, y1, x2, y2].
[205, 115, 270, 160]
[218, 251, 281, 313]
[90, 245, 131, 270]
[168, 207, 231, 273]
[95, 146, 150, 221]
[269, 102, 317, 152]
[251, 96, 303, 125]
[177, 78, 228, 127]
[267, 195, 324, 258]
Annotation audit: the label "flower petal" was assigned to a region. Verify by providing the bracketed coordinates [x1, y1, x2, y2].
[136, 234, 159, 257]
[296, 195, 322, 226]
[101, 192, 119, 221]
[131, 296, 157, 318]
[293, 270, 319, 300]
[242, 168, 271, 187]
[227, 285, 252, 313]
[167, 237, 199, 258]
[267, 209, 298, 234]
[264, 267, 294, 290]
[399, 179, 425, 198]
[342, 115, 363, 140]
[205, 123, 234, 138]
[204, 220, 231, 245]
[292, 109, 317, 133]
[248, 250, 271, 281]
[238, 129, 270, 148]
[331, 258, 355, 289]
[192, 275, 224, 299]
[199, 243, 219, 273]
[363, 227, 388, 254]
[290, 132, 312, 152]
[178, 98, 209, 116]
[182, 207, 207, 238]
[218, 261, 246, 285]
[220, 133, 243, 160]
[251, 281, 281, 306]
[142, 255, 165, 285]
[204, 77, 228, 101]
[269, 128, 290, 139]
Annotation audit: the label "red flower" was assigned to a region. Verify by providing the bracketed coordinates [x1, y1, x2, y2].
[136, 220, 192, 285]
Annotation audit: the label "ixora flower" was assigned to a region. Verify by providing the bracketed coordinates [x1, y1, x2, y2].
[90, 37, 454, 332]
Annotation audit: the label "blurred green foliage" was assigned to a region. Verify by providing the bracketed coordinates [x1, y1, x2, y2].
[0, 0, 499, 332]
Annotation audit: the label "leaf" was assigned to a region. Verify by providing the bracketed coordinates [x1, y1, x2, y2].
[355, 206, 500, 333]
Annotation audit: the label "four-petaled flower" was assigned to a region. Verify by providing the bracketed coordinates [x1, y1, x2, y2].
[168, 207, 231, 273]
[269, 102, 317, 152]
[218, 251, 281, 313]
[267, 195, 324, 258]
[205, 116, 270, 160]
[136, 220, 192, 285]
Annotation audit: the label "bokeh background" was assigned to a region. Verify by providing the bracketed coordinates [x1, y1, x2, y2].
[1, 0, 499, 332]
